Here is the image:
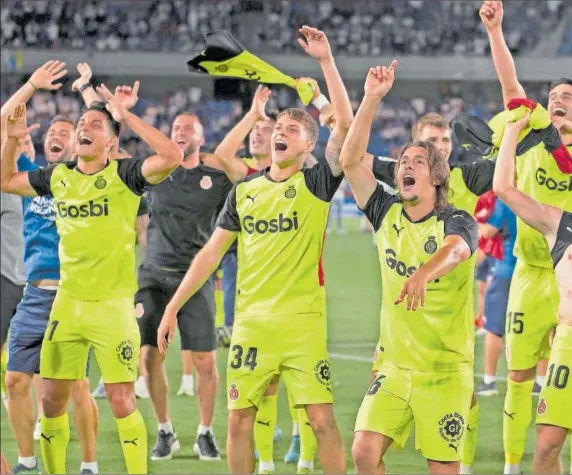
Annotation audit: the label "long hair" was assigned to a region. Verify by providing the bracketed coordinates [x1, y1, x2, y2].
[393, 140, 451, 215]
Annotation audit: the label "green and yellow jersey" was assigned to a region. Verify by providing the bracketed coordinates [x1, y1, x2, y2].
[28, 159, 149, 300]
[372, 157, 495, 214]
[362, 184, 478, 372]
[514, 143, 572, 268]
[216, 162, 342, 317]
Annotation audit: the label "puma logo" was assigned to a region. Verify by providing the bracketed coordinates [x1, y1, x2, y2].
[466, 426, 473, 432]
[392, 224, 404, 236]
[41, 433, 55, 444]
[566, 226, 572, 233]
[60, 180, 67, 187]
[305, 422, 312, 427]
[246, 194, 257, 204]
[504, 410, 516, 420]
[449, 442, 459, 452]
[256, 420, 270, 427]
[123, 438, 138, 446]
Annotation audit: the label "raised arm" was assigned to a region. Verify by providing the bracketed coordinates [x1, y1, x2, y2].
[0, 104, 41, 196]
[1, 61, 67, 142]
[340, 62, 397, 208]
[157, 227, 237, 353]
[493, 113, 561, 237]
[480, 1, 526, 108]
[71, 63, 100, 107]
[395, 210, 477, 311]
[214, 86, 271, 182]
[298, 26, 353, 176]
[97, 84, 182, 184]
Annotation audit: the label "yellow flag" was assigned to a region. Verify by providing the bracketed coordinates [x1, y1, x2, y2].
[188, 31, 315, 105]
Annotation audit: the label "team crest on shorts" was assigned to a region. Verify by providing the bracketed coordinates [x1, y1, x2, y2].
[116, 340, 135, 366]
[228, 384, 239, 401]
[200, 176, 213, 190]
[537, 398, 547, 415]
[314, 359, 332, 390]
[135, 303, 144, 319]
[424, 236, 437, 254]
[94, 176, 107, 190]
[438, 412, 465, 453]
[284, 186, 296, 199]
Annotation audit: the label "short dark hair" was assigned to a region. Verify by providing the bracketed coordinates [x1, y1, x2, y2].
[51, 115, 75, 127]
[83, 102, 121, 137]
[549, 78, 572, 92]
[266, 111, 279, 122]
[175, 111, 200, 121]
[276, 108, 319, 142]
[412, 113, 449, 140]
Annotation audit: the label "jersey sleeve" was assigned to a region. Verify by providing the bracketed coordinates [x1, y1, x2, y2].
[216, 184, 241, 232]
[28, 164, 57, 197]
[443, 209, 478, 255]
[457, 159, 496, 196]
[360, 183, 397, 232]
[137, 195, 149, 216]
[371, 156, 397, 186]
[486, 198, 507, 230]
[116, 157, 152, 196]
[303, 161, 344, 202]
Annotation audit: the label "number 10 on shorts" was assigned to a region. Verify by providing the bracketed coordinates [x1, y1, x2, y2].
[230, 344, 258, 371]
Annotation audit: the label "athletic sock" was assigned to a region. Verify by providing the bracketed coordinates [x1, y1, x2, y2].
[117, 410, 147, 474]
[503, 378, 534, 468]
[17, 456, 37, 469]
[483, 374, 496, 385]
[80, 461, 99, 473]
[158, 420, 174, 434]
[40, 413, 70, 474]
[197, 424, 213, 436]
[298, 408, 317, 466]
[258, 460, 275, 473]
[182, 373, 194, 387]
[461, 402, 480, 469]
[254, 395, 277, 463]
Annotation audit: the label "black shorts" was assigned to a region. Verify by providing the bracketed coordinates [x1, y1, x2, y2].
[136, 264, 216, 352]
[1, 274, 24, 346]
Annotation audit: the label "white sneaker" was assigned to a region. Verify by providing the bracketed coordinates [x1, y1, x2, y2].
[134, 378, 150, 399]
[177, 384, 195, 397]
[33, 418, 42, 441]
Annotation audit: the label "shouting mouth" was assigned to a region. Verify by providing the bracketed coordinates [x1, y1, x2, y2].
[78, 135, 93, 146]
[50, 143, 63, 153]
[402, 174, 416, 191]
[274, 138, 288, 152]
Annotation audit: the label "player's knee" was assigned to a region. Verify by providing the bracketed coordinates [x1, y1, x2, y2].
[71, 379, 91, 406]
[509, 367, 536, 383]
[5, 371, 32, 397]
[193, 351, 216, 375]
[228, 409, 255, 438]
[143, 346, 164, 373]
[41, 389, 68, 417]
[351, 436, 377, 470]
[106, 383, 137, 419]
[306, 405, 336, 438]
[535, 435, 562, 462]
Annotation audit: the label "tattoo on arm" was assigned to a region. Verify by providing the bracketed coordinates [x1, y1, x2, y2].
[325, 133, 344, 176]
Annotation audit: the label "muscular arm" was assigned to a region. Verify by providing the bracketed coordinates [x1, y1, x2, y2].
[136, 214, 149, 261]
[340, 96, 380, 208]
[416, 235, 473, 284]
[121, 110, 182, 184]
[0, 82, 36, 141]
[493, 126, 561, 238]
[0, 136, 37, 196]
[479, 223, 500, 239]
[165, 228, 237, 313]
[487, 28, 526, 108]
[214, 112, 256, 183]
[320, 57, 353, 176]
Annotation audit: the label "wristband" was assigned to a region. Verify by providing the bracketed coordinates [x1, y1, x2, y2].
[79, 83, 94, 93]
[312, 94, 330, 111]
[28, 80, 37, 90]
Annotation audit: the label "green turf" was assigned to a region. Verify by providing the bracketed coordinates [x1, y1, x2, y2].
[1, 218, 570, 473]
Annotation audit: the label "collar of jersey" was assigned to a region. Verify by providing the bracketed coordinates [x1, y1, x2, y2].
[263, 167, 302, 183]
[72, 159, 112, 176]
[402, 208, 435, 224]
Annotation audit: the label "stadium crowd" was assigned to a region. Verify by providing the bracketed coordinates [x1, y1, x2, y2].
[1, 1, 571, 475]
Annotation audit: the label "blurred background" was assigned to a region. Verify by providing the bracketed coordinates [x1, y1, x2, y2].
[1, 0, 570, 164]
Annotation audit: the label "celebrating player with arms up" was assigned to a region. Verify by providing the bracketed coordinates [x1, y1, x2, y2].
[480, 2, 572, 472]
[342, 64, 478, 475]
[493, 112, 572, 475]
[157, 32, 352, 475]
[1, 84, 182, 474]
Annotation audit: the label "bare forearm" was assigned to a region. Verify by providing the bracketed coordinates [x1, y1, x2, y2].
[418, 244, 466, 283]
[79, 86, 100, 107]
[216, 111, 258, 159]
[0, 137, 19, 188]
[488, 28, 526, 107]
[123, 110, 180, 163]
[493, 129, 519, 196]
[1, 83, 36, 140]
[166, 249, 222, 313]
[340, 96, 379, 169]
[319, 57, 353, 130]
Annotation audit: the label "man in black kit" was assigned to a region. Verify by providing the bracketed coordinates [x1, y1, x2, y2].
[136, 111, 232, 461]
